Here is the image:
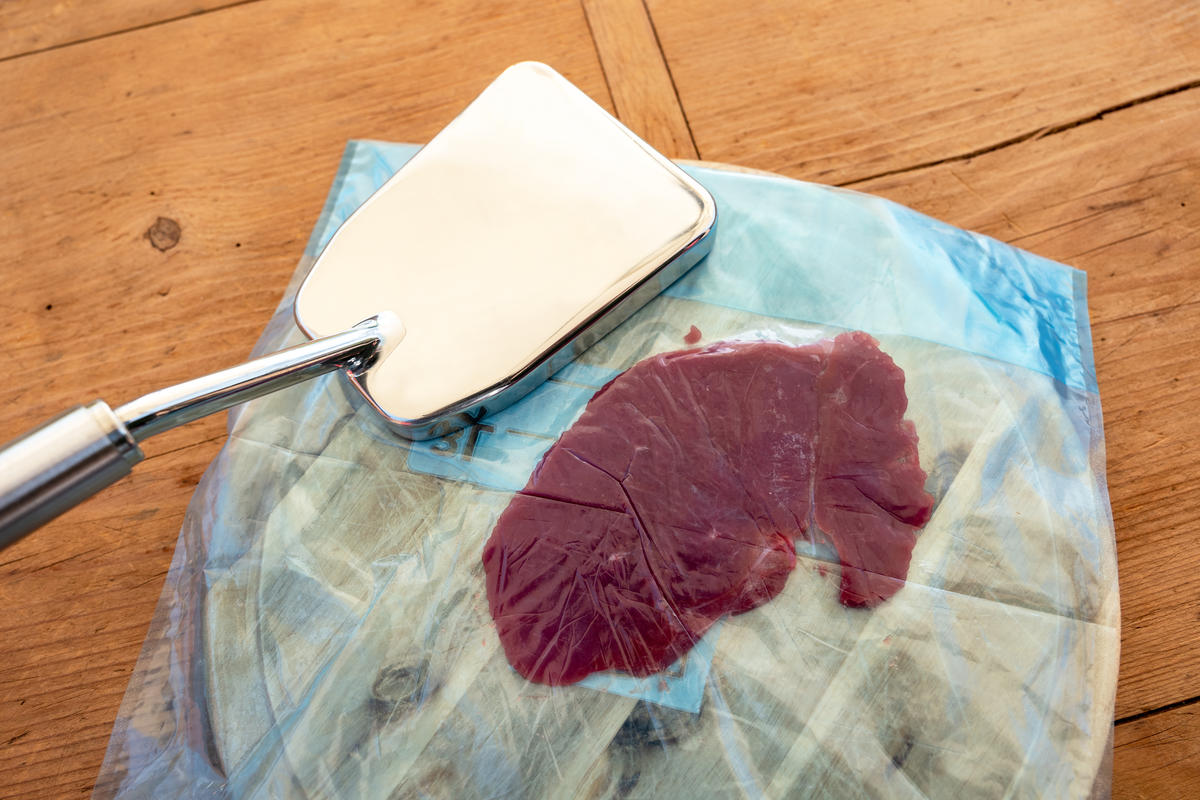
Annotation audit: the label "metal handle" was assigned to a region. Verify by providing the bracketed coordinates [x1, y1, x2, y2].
[115, 320, 391, 442]
[0, 401, 143, 549]
[0, 315, 404, 548]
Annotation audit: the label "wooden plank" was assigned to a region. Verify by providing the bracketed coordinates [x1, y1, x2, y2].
[0, 431, 218, 798]
[1, 1, 1195, 796]
[851, 87, 1200, 719]
[0, 0, 246, 61]
[1097, 302, 1200, 719]
[0, 1, 609, 796]
[1114, 704, 1200, 798]
[581, 0, 697, 158]
[646, 0, 1199, 184]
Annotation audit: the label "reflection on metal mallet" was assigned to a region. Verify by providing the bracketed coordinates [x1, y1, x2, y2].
[0, 62, 717, 547]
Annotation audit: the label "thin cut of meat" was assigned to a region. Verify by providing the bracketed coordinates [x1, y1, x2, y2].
[482, 331, 933, 686]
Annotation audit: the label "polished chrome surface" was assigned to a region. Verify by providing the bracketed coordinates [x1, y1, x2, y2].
[0, 401, 143, 548]
[294, 61, 717, 439]
[0, 61, 718, 542]
[0, 316, 404, 547]
[117, 315, 401, 441]
[383, 226, 715, 439]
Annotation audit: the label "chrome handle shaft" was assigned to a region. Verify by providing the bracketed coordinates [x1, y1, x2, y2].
[0, 401, 142, 549]
[0, 316, 400, 548]
[116, 322, 383, 441]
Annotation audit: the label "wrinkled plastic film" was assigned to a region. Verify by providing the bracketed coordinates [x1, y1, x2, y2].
[96, 141, 1117, 799]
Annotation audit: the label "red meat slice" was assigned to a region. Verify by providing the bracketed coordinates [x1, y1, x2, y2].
[815, 332, 933, 607]
[482, 331, 933, 685]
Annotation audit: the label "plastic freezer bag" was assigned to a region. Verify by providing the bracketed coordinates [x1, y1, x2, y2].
[95, 141, 1117, 799]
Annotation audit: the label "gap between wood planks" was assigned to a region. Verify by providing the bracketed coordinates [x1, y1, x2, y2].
[632, 0, 697, 155]
[6, 0, 1194, 189]
[580, 0, 698, 158]
[838, 78, 1200, 187]
[582, 0, 1200, 200]
[1117, 693, 1200, 726]
[0, 0, 265, 64]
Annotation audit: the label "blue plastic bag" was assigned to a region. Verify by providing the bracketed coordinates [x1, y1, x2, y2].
[96, 141, 1117, 799]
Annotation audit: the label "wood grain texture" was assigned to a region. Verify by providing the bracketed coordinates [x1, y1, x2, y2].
[1114, 704, 1200, 799]
[646, 0, 1199, 184]
[0, 0, 1197, 796]
[581, 0, 697, 158]
[0, 0, 248, 61]
[851, 88, 1200, 720]
[0, 1, 608, 796]
[0, 431, 216, 797]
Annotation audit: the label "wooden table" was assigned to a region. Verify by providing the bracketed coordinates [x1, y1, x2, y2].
[0, 1, 1196, 796]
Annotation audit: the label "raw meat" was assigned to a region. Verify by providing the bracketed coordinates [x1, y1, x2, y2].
[482, 332, 933, 685]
